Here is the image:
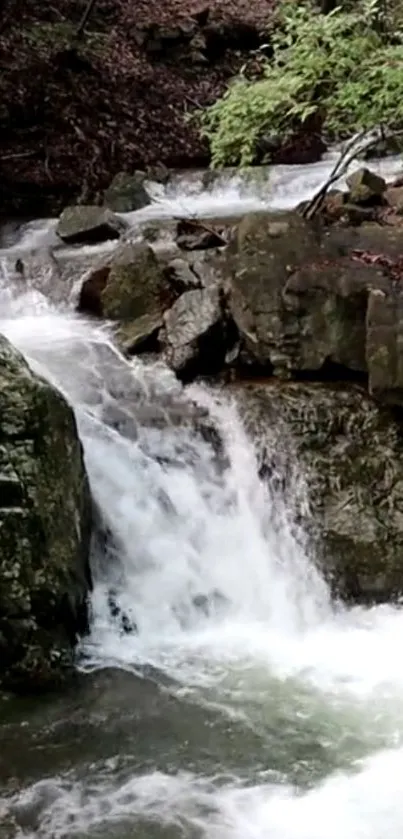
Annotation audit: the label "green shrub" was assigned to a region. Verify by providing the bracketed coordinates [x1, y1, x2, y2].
[200, 0, 403, 166]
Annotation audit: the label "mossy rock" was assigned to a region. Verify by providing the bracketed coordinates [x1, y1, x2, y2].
[0, 335, 92, 692]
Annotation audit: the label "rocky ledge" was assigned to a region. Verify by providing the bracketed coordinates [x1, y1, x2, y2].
[0, 336, 92, 693]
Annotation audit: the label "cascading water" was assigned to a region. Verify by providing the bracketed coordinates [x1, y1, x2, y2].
[2, 161, 403, 839]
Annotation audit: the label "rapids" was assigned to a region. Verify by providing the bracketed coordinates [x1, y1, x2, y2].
[1, 159, 403, 839]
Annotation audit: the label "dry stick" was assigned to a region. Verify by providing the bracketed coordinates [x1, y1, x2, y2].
[1, 150, 38, 162]
[75, 0, 98, 40]
[302, 130, 369, 220]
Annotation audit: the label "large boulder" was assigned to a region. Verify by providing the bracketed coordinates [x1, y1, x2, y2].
[227, 212, 321, 376]
[57, 205, 126, 245]
[235, 380, 403, 603]
[0, 335, 92, 692]
[226, 211, 396, 378]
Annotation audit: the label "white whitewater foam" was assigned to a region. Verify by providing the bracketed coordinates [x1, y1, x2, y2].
[4, 150, 403, 248]
[5, 746, 403, 839]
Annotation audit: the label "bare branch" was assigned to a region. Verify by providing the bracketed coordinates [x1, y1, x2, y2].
[75, 0, 98, 40]
[302, 128, 403, 221]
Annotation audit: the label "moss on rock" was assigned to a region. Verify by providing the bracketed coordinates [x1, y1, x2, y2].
[0, 335, 92, 692]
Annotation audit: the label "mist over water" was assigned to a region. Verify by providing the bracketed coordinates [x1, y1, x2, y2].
[1, 162, 403, 839]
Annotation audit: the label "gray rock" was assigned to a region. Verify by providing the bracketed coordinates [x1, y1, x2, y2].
[346, 167, 386, 204]
[227, 211, 391, 378]
[0, 335, 92, 691]
[101, 241, 171, 322]
[104, 172, 151, 213]
[385, 185, 403, 214]
[116, 312, 163, 355]
[79, 242, 171, 325]
[164, 258, 202, 292]
[236, 380, 403, 603]
[57, 205, 126, 244]
[163, 287, 224, 376]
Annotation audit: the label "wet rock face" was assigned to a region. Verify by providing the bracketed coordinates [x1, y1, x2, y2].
[226, 211, 403, 403]
[235, 381, 403, 604]
[0, 335, 92, 692]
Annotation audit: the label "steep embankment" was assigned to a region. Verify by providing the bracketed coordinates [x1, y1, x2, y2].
[0, 0, 324, 216]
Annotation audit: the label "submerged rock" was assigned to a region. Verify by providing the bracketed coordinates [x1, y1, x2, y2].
[0, 335, 92, 692]
[107, 590, 137, 635]
[235, 380, 403, 604]
[57, 205, 126, 245]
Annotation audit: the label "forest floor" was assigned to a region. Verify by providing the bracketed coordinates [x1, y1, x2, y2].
[0, 0, 324, 216]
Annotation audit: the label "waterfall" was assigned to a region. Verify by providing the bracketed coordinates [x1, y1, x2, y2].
[2, 161, 403, 839]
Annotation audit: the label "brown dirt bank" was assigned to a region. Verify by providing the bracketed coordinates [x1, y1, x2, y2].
[0, 0, 325, 218]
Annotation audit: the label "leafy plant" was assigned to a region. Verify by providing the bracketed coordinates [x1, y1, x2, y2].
[200, 0, 403, 166]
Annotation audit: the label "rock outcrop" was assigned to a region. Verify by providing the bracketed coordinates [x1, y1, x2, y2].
[235, 380, 403, 603]
[76, 203, 403, 406]
[78, 234, 232, 369]
[0, 335, 92, 692]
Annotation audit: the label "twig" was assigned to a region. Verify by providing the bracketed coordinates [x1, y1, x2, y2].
[302, 130, 368, 220]
[184, 94, 203, 110]
[1, 150, 38, 162]
[75, 0, 98, 40]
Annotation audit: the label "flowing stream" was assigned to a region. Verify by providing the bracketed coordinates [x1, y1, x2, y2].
[1, 159, 403, 839]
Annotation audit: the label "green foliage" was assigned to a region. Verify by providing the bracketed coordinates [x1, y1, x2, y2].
[200, 0, 403, 166]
